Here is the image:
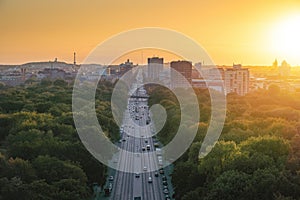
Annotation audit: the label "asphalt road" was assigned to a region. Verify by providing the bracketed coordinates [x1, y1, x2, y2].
[109, 70, 172, 200]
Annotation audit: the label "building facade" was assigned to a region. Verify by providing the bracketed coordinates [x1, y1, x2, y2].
[224, 64, 249, 95]
[170, 60, 192, 88]
[147, 57, 163, 80]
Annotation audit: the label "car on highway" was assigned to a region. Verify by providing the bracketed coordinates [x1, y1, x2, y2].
[163, 189, 169, 194]
[156, 148, 162, 156]
[142, 147, 146, 151]
[159, 169, 164, 174]
[109, 176, 114, 181]
[158, 159, 163, 166]
[135, 173, 140, 178]
[165, 195, 171, 200]
[163, 181, 168, 186]
[143, 166, 147, 171]
[148, 176, 152, 183]
[146, 145, 150, 150]
[154, 171, 159, 177]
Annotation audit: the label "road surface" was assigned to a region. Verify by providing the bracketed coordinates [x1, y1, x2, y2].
[109, 70, 172, 200]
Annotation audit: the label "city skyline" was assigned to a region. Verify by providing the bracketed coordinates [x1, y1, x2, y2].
[1, 2, 300, 200]
[1, 0, 300, 65]
[0, 55, 297, 68]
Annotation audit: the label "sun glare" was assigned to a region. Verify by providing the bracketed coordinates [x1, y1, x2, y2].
[271, 14, 300, 63]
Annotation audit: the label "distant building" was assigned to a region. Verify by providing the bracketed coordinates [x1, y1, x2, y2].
[147, 57, 163, 80]
[192, 79, 224, 92]
[279, 60, 291, 77]
[37, 68, 66, 80]
[273, 59, 278, 68]
[224, 64, 249, 95]
[74, 52, 76, 65]
[171, 60, 192, 88]
[194, 66, 224, 80]
[194, 62, 202, 70]
[106, 65, 120, 76]
[192, 67, 224, 92]
[207, 68, 225, 80]
[106, 59, 136, 79]
[119, 59, 135, 75]
[0, 70, 24, 86]
[192, 68, 201, 79]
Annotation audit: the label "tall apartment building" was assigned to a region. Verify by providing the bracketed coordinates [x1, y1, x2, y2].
[147, 57, 163, 80]
[224, 64, 249, 95]
[171, 60, 192, 88]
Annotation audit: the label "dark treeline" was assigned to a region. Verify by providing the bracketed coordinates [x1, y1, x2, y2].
[148, 85, 300, 200]
[0, 79, 119, 200]
[2, 79, 300, 199]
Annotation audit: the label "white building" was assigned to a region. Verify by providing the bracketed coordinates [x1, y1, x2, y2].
[224, 64, 249, 96]
[147, 57, 163, 80]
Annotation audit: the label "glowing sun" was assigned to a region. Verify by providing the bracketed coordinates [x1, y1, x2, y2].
[272, 14, 300, 60]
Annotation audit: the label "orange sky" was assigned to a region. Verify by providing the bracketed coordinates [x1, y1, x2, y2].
[0, 0, 300, 65]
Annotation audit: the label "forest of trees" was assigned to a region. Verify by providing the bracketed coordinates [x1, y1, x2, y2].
[0, 79, 119, 199]
[148, 85, 300, 200]
[1, 79, 300, 199]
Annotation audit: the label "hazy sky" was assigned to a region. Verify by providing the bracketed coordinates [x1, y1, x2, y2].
[0, 0, 300, 65]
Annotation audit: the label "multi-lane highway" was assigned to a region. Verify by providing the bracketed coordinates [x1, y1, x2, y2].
[109, 70, 172, 200]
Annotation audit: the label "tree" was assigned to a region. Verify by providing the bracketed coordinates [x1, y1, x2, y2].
[248, 168, 280, 200]
[0, 177, 27, 200]
[7, 129, 54, 160]
[172, 161, 202, 199]
[188, 142, 202, 164]
[268, 84, 280, 96]
[182, 188, 202, 200]
[32, 155, 87, 184]
[240, 136, 290, 166]
[198, 141, 238, 182]
[52, 179, 90, 200]
[40, 79, 52, 86]
[23, 180, 56, 200]
[204, 170, 251, 200]
[53, 79, 68, 87]
[225, 152, 275, 174]
[0, 81, 122, 199]
[5, 157, 37, 183]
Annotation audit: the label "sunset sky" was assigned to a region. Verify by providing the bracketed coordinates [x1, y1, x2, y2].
[0, 0, 300, 65]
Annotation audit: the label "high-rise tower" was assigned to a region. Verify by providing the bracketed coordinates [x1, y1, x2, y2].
[224, 64, 249, 96]
[147, 57, 163, 80]
[74, 52, 76, 65]
[170, 60, 192, 88]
